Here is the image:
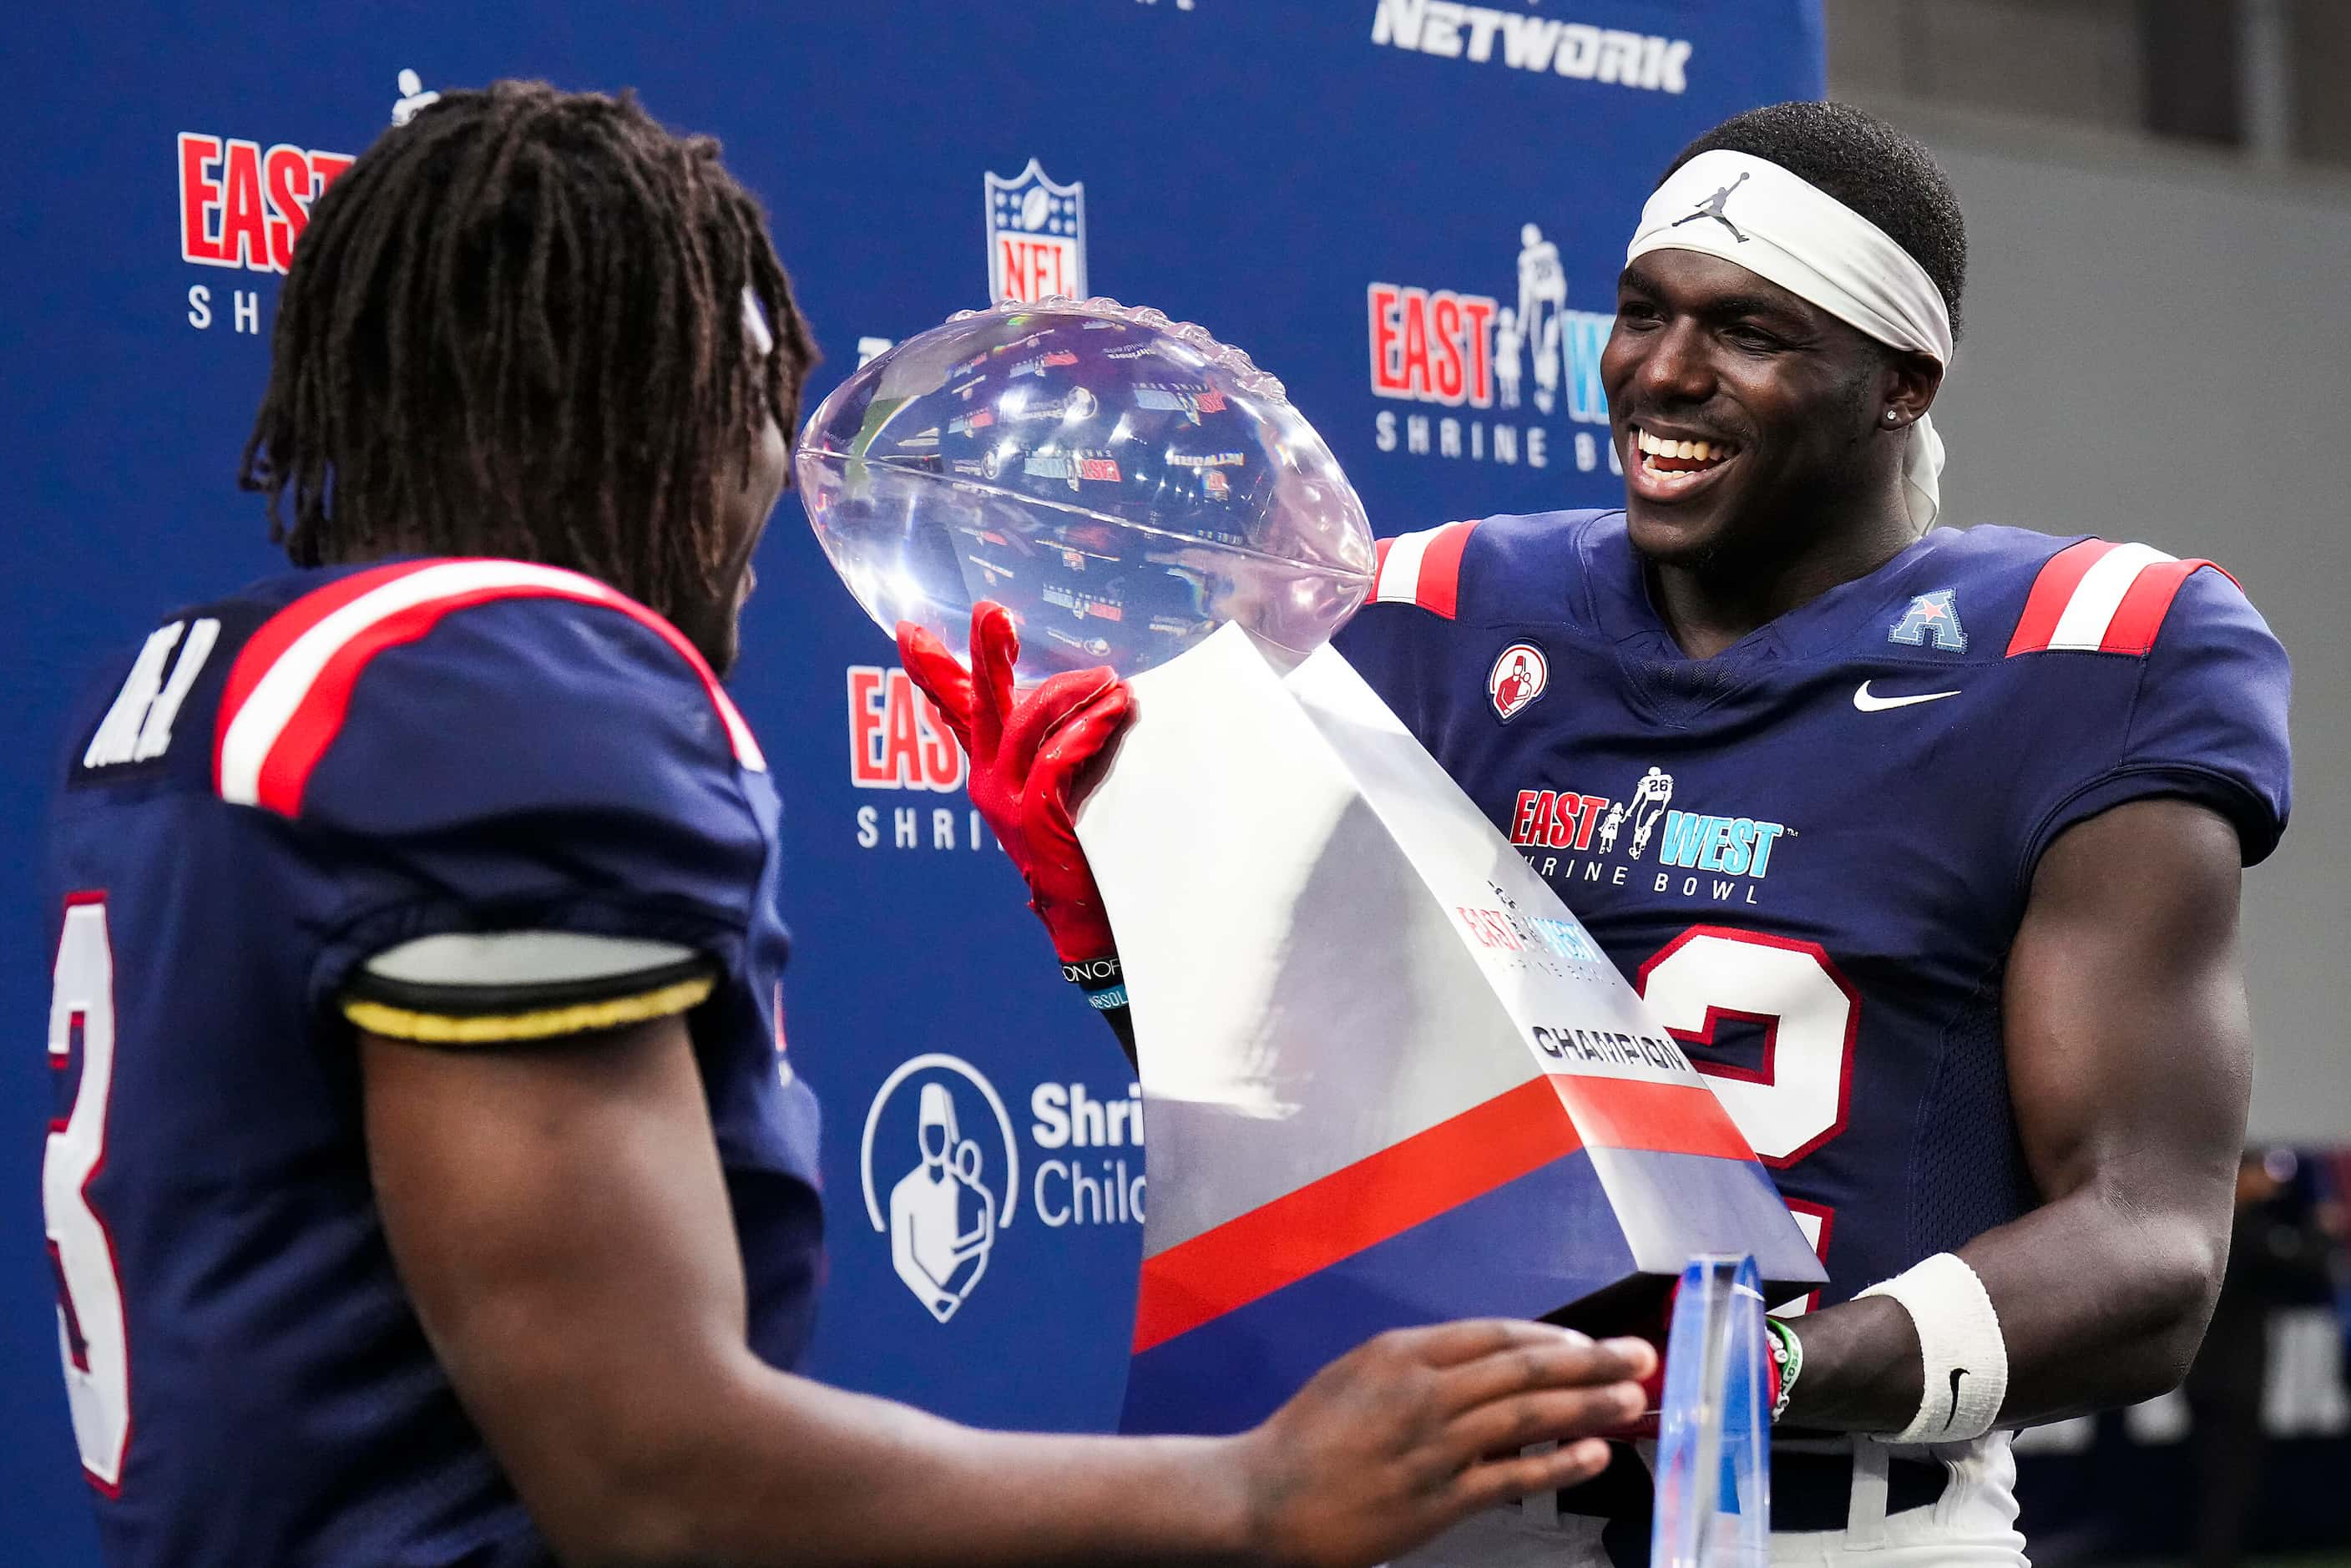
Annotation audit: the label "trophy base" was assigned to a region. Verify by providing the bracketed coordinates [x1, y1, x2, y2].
[1652, 1256, 1772, 1566]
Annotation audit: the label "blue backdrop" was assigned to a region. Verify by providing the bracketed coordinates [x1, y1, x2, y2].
[1, 3, 1823, 1557]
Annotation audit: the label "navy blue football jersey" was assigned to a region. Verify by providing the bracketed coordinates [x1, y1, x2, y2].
[1336, 511, 2290, 1310]
[39, 559, 822, 1565]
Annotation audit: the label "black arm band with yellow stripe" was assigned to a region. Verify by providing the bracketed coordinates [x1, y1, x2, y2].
[342, 955, 717, 1045]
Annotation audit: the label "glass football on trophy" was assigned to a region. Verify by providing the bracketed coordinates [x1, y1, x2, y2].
[795, 296, 1377, 685]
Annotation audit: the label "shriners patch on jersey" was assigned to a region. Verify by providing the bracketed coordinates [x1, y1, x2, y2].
[1489, 643, 1548, 721]
[1888, 589, 1967, 652]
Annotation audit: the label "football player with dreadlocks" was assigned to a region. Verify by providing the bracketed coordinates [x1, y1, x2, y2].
[38, 81, 1655, 1568]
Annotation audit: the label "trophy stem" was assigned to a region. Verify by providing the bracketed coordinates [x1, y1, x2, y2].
[1651, 1254, 1771, 1567]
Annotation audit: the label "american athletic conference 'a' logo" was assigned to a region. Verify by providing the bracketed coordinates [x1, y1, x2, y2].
[1888, 588, 1969, 652]
[985, 159, 1086, 305]
[861, 1054, 1019, 1323]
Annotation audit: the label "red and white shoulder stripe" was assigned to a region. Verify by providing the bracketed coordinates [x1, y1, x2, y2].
[2005, 539, 2236, 658]
[214, 559, 765, 817]
[1368, 520, 1480, 620]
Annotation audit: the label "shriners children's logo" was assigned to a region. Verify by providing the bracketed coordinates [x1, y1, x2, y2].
[862, 1055, 1019, 1323]
[1489, 642, 1548, 721]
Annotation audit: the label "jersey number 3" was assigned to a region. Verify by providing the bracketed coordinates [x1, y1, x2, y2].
[44, 894, 131, 1492]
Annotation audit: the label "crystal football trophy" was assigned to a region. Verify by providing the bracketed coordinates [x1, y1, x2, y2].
[797, 301, 1823, 1520]
[796, 296, 1370, 685]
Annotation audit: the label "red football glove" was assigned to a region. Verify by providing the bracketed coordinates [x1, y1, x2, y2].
[897, 602, 1133, 964]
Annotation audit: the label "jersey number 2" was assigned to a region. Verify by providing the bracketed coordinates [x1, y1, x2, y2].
[1638, 926, 1858, 1309]
[44, 894, 131, 1492]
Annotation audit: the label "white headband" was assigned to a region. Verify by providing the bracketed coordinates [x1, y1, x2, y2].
[1627, 149, 1950, 526]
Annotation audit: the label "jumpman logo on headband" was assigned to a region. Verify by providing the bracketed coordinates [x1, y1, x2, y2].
[1671, 170, 1751, 241]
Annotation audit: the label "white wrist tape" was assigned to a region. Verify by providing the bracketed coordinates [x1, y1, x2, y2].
[1855, 1252, 2009, 1444]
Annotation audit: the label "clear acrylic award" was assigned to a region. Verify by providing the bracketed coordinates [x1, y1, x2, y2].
[1651, 1255, 1773, 1567]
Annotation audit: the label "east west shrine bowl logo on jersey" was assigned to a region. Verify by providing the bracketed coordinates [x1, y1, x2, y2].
[1510, 764, 1796, 907]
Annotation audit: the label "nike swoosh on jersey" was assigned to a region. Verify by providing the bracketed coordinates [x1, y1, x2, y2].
[1853, 680, 1961, 712]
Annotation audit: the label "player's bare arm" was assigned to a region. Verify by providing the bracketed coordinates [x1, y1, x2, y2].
[362, 1014, 1653, 1568]
[1782, 796, 2249, 1431]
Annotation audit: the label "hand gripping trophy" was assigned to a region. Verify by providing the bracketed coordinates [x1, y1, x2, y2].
[798, 298, 1822, 1564]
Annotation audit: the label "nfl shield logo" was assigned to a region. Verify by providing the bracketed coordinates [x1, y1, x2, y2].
[985, 158, 1087, 305]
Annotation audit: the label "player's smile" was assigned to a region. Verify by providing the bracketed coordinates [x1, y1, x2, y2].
[1625, 421, 1744, 506]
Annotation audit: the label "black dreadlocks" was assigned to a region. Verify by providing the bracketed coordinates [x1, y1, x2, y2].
[1666, 100, 1968, 343]
[240, 80, 820, 631]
